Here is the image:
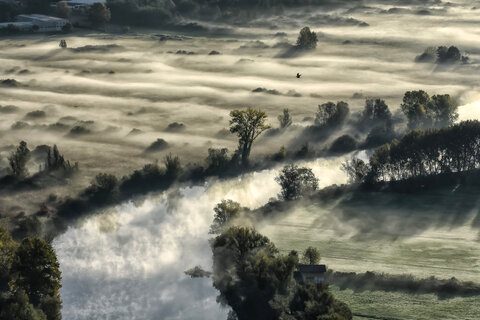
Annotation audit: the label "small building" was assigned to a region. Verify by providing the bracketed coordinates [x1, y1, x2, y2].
[65, 0, 106, 9]
[296, 264, 327, 284]
[16, 14, 69, 32]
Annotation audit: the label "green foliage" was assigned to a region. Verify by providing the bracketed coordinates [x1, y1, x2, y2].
[107, 0, 173, 27]
[9, 238, 61, 307]
[276, 164, 319, 201]
[368, 120, 480, 182]
[272, 146, 287, 162]
[400, 90, 457, 129]
[164, 153, 182, 179]
[86, 173, 119, 203]
[8, 141, 30, 179]
[296, 27, 318, 50]
[278, 109, 292, 129]
[17, 216, 42, 239]
[89, 2, 111, 28]
[341, 158, 370, 184]
[436, 46, 461, 64]
[315, 101, 349, 128]
[0, 228, 18, 291]
[38, 295, 61, 320]
[0, 290, 47, 320]
[0, 229, 60, 320]
[230, 108, 270, 166]
[45, 145, 78, 174]
[209, 200, 241, 234]
[206, 148, 230, 174]
[329, 134, 357, 153]
[61, 23, 72, 33]
[0, 2, 19, 23]
[288, 283, 352, 320]
[302, 247, 320, 265]
[56, 1, 71, 19]
[212, 227, 351, 320]
[19, 0, 51, 14]
[361, 99, 392, 126]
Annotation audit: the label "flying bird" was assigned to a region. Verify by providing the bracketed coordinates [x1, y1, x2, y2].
[296, 73, 301, 78]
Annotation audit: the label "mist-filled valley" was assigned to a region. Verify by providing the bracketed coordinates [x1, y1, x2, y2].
[1, 0, 480, 319]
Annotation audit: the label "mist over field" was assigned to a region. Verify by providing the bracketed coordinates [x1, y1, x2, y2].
[1, 0, 480, 319]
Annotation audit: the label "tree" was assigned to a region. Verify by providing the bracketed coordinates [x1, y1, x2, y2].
[8, 141, 30, 178]
[45, 145, 78, 173]
[211, 227, 352, 320]
[315, 101, 349, 128]
[436, 46, 461, 64]
[401, 90, 458, 129]
[205, 148, 229, 174]
[9, 238, 61, 308]
[61, 23, 72, 33]
[0, 289, 47, 320]
[164, 153, 182, 179]
[302, 247, 320, 265]
[277, 109, 292, 129]
[400, 90, 431, 129]
[362, 99, 392, 123]
[230, 108, 270, 166]
[341, 158, 370, 184]
[0, 228, 18, 291]
[58, 40, 67, 49]
[209, 200, 241, 234]
[275, 164, 319, 201]
[56, 1, 71, 19]
[88, 2, 111, 28]
[20, 0, 50, 14]
[296, 27, 318, 50]
[85, 173, 119, 203]
[430, 94, 458, 128]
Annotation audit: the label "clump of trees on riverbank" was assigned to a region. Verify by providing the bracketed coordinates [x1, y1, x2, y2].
[0, 228, 62, 320]
[211, 226, 352, 320]
[344, 120, 480, 184]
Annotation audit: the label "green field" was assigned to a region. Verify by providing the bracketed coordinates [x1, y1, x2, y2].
[259, 203, 480, 319]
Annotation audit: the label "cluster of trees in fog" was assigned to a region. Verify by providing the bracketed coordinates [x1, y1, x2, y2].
[342, 117, 480, 185]
[3, 141, 78, 182]
[0, 228, 62, 320]
[210, 226, 352, 320]
[4, 85, 461, 239]
[416, 45, 469, 64]
[366, 120, 480, 182]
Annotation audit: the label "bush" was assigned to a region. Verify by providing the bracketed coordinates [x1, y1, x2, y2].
[329, 134, 357, 153]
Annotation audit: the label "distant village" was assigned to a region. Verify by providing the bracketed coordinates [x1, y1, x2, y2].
[0, 0, 107, 33]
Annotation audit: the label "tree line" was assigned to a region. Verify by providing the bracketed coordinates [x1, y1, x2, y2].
[344, 120, 480, 184]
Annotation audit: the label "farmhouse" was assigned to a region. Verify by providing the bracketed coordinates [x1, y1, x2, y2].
[296, 264, 327, 284]
[16, 14, 69, 32]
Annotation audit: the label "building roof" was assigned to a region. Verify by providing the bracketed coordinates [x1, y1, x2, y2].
[297, 264, 327, 273]
[17, 14, 68, 23]
[0, 22, 33, 27]
[65, 0, 106, 4]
